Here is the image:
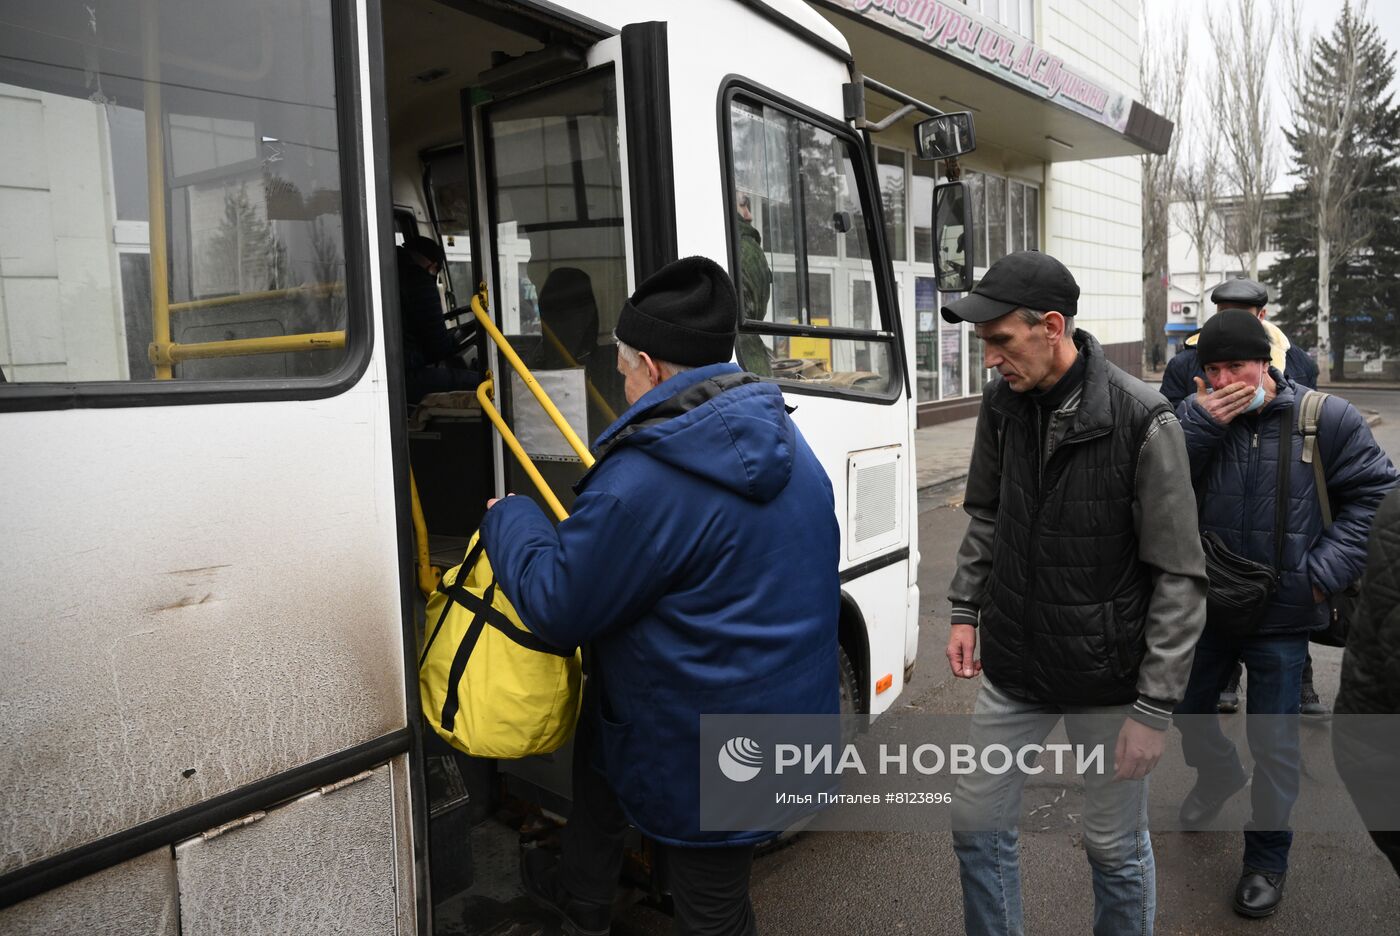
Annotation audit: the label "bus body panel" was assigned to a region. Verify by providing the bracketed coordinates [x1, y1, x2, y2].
[0, 365, 407, 875]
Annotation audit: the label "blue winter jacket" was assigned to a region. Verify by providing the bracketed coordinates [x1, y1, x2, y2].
[1177, 370, 1397, 634]
[481, 363, 841, 846]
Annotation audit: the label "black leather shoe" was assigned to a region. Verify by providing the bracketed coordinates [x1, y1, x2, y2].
[1233, 868, 1286, 918]
[1179, 772, 1249, 829]
[1300, 686, 1330, 717]
[520, 846, 612, 936]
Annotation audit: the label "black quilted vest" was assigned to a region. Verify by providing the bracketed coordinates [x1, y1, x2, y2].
[980, 333, 1170, 706]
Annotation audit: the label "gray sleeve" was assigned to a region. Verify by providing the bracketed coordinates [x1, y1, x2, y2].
[948, 393, 1001, 625]
[1129, 412, 1209, 729]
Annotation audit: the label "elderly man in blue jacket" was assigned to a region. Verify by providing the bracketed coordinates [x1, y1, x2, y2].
[482, 256, 840, 936]
[1173, 309, 1397, 919]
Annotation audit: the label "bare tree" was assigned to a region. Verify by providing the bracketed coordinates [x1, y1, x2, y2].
[1208, 0, 1280, 281]
[1281, 0, 1374, 383]
[1174, 131, 1224, 318]
[1139, 13, 1188, 369]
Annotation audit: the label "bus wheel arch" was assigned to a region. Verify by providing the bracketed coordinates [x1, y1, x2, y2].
[837, 591, 869, 716]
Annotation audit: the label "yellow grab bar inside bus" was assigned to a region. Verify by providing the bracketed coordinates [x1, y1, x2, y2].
[541, 319, 619, 425]
[150, 331, 345, 366]
[470, 288, 595, 470]
[477, 376, 570, 522]
[409, 469, 442, 597]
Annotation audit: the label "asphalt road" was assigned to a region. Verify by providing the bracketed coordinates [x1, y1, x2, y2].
[600, 387, 1400, 936]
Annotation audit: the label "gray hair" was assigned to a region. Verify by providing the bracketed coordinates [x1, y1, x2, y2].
[614, 335, 693, 378]
[1014, 307, 1076, 337]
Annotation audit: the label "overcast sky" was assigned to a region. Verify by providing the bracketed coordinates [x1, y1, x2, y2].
[1142, 0, 1400, 190]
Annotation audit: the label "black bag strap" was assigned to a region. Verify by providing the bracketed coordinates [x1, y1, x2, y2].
[1193, 404, 1293, 574]
[418, 536, 486, 668]
[438, 577, 497, 732]
[1271, 405, 1293, 573]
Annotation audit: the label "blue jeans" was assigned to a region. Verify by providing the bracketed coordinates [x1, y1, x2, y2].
[951, 681, 1155, 936]
[1174, 628, 1308, 873]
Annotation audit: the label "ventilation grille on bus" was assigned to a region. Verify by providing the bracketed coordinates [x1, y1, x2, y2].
[853, 461, 899, 543]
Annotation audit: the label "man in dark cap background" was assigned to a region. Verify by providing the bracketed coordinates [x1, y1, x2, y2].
[395, 235, 481, 403]
[1172, 309, 1396, 918]
[943, 249, 1207, 934]
[1160, 277, 1324, 716]
[482, 256, 841, 936]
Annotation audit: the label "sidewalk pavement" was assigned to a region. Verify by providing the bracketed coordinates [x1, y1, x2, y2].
[913, 387, 1387, 497]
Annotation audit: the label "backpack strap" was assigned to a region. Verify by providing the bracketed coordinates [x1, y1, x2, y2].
[1298, 390, 1333, 527]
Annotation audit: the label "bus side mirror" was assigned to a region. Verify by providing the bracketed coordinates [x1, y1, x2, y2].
[933, 181, 974, 293]
[915, 112, 976, 160]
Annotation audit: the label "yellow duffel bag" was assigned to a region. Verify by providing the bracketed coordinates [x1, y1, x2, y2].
[419, 532, 582, 758]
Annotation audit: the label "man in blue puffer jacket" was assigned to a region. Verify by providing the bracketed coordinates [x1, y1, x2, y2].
[482, 256, 840, 936]
[1172, 309, 1397, 919]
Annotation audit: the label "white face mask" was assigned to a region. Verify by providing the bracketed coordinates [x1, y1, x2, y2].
[1244, 381, 1267, 412]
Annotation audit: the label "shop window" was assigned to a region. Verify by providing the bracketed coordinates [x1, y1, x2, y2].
[0, 0, 350, 386]
[877, 148, 907, 263]
[726, 93, 897, 398]
[985, 175, 1008, 267]
[913, 158, 938, 265]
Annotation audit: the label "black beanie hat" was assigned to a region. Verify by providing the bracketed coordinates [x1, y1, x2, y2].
[615, 256, 737, 367]
[1196, 308, 1272, 365]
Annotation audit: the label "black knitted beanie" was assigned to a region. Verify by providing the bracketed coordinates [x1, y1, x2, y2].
[615, 256, 737, 367]
[1196, 308, 1272, 365]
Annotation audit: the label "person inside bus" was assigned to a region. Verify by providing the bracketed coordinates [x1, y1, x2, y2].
[943, 249, 1208, 936]
[396, 235, 481, 404]
[481, 256, 839, 936]
[1160, 278, 1324, 718]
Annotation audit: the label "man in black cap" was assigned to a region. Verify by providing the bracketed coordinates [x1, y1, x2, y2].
[943, 250, 1207, 935]
[1172, 309, 1396, 918]
[1160, 279, 1324, 715]
[395, 235, 481, 403]
[483, 256, 841, 936]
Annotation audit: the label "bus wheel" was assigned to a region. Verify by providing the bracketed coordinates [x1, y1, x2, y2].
[838, 645, 863, 717]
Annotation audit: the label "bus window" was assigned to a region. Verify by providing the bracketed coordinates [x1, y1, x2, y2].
[725, 94, 898, 397]
[0, 0, 349, 385]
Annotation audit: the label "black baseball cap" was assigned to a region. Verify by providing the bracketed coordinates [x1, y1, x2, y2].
[941, 249, 1080, 324]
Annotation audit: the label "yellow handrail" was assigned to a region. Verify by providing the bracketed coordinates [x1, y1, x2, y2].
[541, 319, 619, 425]
[409, 469, 442, 598]
[470, 288, 595, 469]
[150, 330, 345, 366]
[477, 376, 570, 522]
[169, 282, 344, 314]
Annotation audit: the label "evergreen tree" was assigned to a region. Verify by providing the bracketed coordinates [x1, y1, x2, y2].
[1270, 4, 1400, 378]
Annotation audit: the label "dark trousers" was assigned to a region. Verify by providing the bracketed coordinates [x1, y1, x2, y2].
[1225, 651, 1315, 692]
[560, 712, 758, 936]
[1176, 628, 1309, 872]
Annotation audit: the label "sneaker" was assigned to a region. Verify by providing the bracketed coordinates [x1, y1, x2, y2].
[1218, 683, 1240, 714]
[520, 846, 612, 936]
[1300, 687, 1330, 717]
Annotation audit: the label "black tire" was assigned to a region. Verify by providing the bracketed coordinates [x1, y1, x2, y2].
[838, 645, 864, 717]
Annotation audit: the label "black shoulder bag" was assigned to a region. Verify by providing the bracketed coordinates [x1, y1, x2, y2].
[1198, 405, 1294, 637]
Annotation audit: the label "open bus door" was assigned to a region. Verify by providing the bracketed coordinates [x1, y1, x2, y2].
[400, 16, 677, 932]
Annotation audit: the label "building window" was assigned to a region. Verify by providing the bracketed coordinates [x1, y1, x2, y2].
[967, 171, 1039, 269]
[962, 0, 1035, 39]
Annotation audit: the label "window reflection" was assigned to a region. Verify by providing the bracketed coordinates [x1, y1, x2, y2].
[727, 96, 896, 396]
[0, 0, 348, 385]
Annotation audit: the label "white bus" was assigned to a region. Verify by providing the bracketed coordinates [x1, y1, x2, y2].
[0, 0, 974, 931]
